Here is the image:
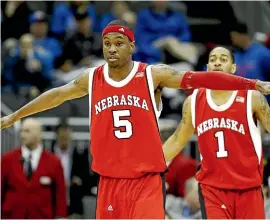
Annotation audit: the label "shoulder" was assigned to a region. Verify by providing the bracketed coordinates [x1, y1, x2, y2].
[151, 64, 178, 75]
[183, 95, 192, 108]
[251, 90, 267, 111]
[84, 65, 102, 76]
[2, 148, 21, 160]
[74, 67, 93, 82]
[251, 90, 264, 104]
[251, 90, 261, 98]
[71, 66, 104, 93]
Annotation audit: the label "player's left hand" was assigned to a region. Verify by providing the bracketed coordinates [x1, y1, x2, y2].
[255, 80, 270, 95]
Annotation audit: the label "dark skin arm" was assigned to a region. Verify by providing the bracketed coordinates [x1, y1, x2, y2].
[151, 64, 270, 94]
[151, 64, 184, 90]
[252, 91, 270, 133]
[1, 71, 89, 129]
[162, 96, 195, 162]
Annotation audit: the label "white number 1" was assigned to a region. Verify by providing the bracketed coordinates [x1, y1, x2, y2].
[112, 110, 133, 139]
[215, 131, 228, 158]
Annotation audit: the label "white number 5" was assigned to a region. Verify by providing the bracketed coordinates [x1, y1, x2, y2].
[215, 131, 228, 158]
[112, 110, 133, 139]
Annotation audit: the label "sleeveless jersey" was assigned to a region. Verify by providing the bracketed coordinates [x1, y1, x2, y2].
[191, 89, 263, 189]
[87, 61, 166, 178]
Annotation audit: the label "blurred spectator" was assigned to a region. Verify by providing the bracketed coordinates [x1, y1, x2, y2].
[51, 119, 93, 218]
[30, 11, 62, 59]
[166, 177, 201, 219]
[54, 54, 73, 74]
[63, 7, 102, 66]
[50, 1, 97, 41]
[1, 118, 67, 219]
[100, 1, 136, 30]
[2, 33, 53, 94]
[1, 1, 32, 41]
[135, 1, 196, 65]
[1, 38, 18, 88]
[230, 22, 270, 101]
[1, 38, 18, 61]
[166, 153, 198, 197]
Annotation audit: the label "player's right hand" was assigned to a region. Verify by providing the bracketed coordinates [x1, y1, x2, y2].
[0, 114, 17, 130]
[255, 80, 270, 95]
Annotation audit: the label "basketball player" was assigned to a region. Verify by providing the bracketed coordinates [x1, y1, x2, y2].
[163, 46, 270, 219]
[1, 20, 270, 218]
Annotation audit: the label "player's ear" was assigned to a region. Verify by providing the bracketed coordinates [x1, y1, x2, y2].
[130, 41, 135, 54]
[231, 64, 236, 74]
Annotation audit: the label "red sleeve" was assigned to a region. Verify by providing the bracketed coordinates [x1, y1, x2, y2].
[54, 159, 67, 218]
[180, 71, 257, 90]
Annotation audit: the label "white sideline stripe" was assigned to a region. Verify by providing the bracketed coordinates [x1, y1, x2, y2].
[35, 117, 90, 126]
[42, 131, 199, 142]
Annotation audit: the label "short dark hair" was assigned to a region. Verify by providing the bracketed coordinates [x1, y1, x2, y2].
[230, 22, 248, 34]
[74, 6, 88, 21]
[106, 19, 133, 32]
[210, 46, 235, 63]
[55, 118, 70, 132]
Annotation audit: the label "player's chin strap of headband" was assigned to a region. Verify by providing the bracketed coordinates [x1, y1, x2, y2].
[102, 25, 135, 42]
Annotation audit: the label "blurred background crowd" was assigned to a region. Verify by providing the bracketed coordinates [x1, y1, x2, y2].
[1, 0, 270, 219]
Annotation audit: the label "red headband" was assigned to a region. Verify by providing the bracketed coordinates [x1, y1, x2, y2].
[102, 25, 135, 42]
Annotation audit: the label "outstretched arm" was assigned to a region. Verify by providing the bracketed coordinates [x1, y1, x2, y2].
[151, 64, 270, 94]
[163, 96, 195, 162]
[252, 91, 270, 133]
[1, 70, 89, 129]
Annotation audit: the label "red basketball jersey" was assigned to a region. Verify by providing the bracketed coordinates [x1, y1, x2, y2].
[87, 61, 166, 178]
[191, 89, 263, 189]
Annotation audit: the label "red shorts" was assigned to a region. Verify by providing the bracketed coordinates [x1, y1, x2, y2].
[199, 183, 265, 219]
[96, 173, 166, 219]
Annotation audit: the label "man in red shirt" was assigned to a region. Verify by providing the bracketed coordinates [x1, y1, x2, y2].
[1, 118, 67, 218]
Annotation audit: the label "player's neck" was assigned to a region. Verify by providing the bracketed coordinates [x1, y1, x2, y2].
[109, 60, 134, 80]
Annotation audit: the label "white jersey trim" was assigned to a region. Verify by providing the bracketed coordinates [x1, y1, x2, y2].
[206, 89, 238, 112]
[191, 89, 199, 128]
[103, 61, 139, 87]
[246, 90, 262, 164]
[145, 65, 162, 120]
[87, 67, 97, 133]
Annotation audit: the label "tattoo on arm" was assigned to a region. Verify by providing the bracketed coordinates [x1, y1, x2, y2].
[259, 94, 270, 126]
[73, 72, 87, 85]
[174, 98, 190, 139]
[156, 64, 178, 76]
